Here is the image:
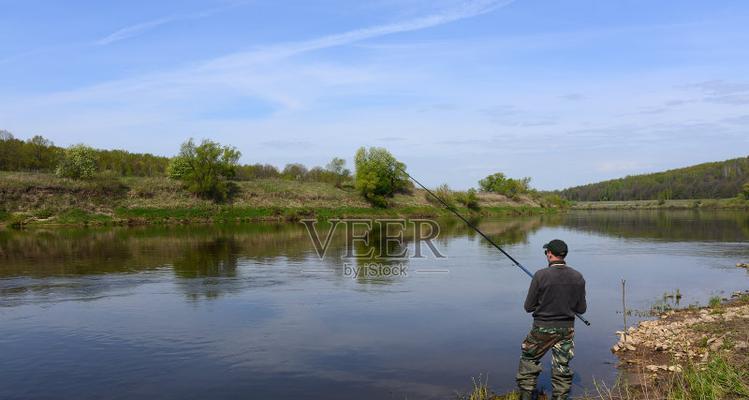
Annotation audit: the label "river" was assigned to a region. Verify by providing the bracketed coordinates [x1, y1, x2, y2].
[1, 210, 748, 399]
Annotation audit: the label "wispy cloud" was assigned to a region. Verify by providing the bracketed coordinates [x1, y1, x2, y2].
[685, 80, 749, 105]
[14, 0, 515, 109]
[95, 16, 182, 46]
[95, 2, 250, 45]
[199, 0, 514, 68]
[0, 1, 252, 63]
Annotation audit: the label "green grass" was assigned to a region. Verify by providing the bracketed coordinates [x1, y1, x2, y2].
[456, 376, 522, 400]
[669, 356, 749, 400]
[0, 171, 555, 227]
[54, 209, 114, 225]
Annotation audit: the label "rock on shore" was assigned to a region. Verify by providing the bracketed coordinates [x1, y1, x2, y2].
[612, 290, 749, 375]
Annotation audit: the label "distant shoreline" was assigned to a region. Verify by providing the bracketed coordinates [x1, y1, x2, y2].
[571, 199, 749, 210]
[1, 205, 556, 228]
[0, 171, 556, 228]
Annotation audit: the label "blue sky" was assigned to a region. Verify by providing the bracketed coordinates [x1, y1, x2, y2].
[1, 0, 748, 190]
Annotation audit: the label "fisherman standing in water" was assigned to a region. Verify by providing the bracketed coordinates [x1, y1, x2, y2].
[516, 239, 587, 400]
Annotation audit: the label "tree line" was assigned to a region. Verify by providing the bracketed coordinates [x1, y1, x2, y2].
[0, 130, 170, 177]
[0, 131, 350, 184]
[1, 130, 554, 207]
[559, 156, 749, 201]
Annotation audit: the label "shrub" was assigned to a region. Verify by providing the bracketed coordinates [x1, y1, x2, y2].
[354, 147, 409, 208]
[478, 172, 531, 199]
[55, 144, 98, 179]
[167, 156, 191, 180]
[741, 182, 749, 199]
[455, 188, 480, 211]
[168, 138, 241, 201]
[539, 193, 569, 208]
[425, 183, 456, 209]
[657, 189, 672, 205]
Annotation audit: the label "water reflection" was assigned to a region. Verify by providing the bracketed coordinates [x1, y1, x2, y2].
[562, 210, 749, 242]
[1, 211, 749, 400]
[2, 211, 747, 282]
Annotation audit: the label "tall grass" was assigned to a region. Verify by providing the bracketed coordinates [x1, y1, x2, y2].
[461, 355, 749, 400]
[669, 356, 749, 400]
[591, 355, 748, 400]
[456, 375, 522, 400]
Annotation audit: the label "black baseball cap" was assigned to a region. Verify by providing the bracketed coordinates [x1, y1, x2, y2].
[543, 239, 568, 257]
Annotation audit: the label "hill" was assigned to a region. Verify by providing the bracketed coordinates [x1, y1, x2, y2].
[559, 156, 749, 201]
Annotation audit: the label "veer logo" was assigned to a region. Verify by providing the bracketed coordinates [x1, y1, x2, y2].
[301, 218, 445, 260]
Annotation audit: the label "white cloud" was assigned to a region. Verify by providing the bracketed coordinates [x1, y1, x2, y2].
[94, 1, 252, 45]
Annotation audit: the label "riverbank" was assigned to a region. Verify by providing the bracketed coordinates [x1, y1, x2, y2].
[456, 290, 749, 400]
[607, 289, 749, 399]
[572, 198, 749, 210]
[0, 171, 556, 227]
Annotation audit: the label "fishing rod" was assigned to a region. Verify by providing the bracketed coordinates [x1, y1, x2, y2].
[399, 167, 591, 326]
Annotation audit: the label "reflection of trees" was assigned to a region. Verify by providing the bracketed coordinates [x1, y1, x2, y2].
[4, 210, 745, 296]
[0, 228, 140, 277]
[561, 210, 749, 242]
[172, 237, 239, 278]
[172, 236, 241, 300]
[0, 216, 558, 280]
[0, 224, 318, 278]
[435, 214, 557, 249]
[172, 237, 243, 301]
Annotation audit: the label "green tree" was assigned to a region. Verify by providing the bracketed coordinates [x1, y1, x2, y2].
[168, 138, 241, 201]
[0, 130, 22, 170]
[354, 147, 409, 207]
[325, 157, 351, 187]
[479, 172, 531, 198]
[559, 156, 749, 201]
[55, 144, 98, 179]
[235, 163, 280, 180]
[282, 163, 308, 180]
[742, 182, 749, 200]
[167, 156, 192, 179]
[27, 135, 56, 170]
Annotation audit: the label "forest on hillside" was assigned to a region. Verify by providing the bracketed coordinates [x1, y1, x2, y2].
[559, 156, 749, 201]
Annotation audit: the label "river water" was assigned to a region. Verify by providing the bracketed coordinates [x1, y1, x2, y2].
[1, 210, 748, 399]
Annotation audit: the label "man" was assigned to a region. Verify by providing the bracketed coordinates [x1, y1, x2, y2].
[516, 239, 586, 400]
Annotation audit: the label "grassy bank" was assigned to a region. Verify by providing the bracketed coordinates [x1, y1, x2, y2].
[0, 171, 554, 227]
[572, 199, 749, 210]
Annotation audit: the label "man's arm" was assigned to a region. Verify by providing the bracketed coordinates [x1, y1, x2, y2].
[573, 278, 587, 314]
[524, 273, 540, 313]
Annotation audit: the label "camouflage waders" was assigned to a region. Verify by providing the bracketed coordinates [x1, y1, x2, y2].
[516, 326, 575, 399]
